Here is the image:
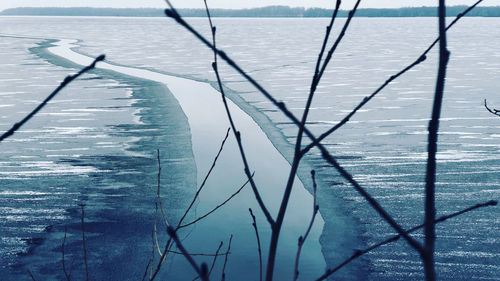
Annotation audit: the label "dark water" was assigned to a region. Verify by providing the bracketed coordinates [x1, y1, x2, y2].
[0, 36, 196, 279]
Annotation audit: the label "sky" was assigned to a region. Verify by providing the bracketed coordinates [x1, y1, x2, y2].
[1, 0, 500, 11]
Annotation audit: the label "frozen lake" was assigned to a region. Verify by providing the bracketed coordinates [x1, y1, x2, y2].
[0, 16, 499, 280]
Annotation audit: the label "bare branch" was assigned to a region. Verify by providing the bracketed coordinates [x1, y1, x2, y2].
[141, 260, 152, 281]
[208, 242, 224, 278]
[193, 241, 224, 281]
[0, 55, 105, 143]
[150, 230, 156, 279]
[293, 170, 319, 281]
[62, 227, 72, 281]
[313, 0, 341, 82]
[249, 208, 263, 281]
[180, 174, 252, 229]
[27, 269, 37, 281]
[316, 0, 361, 88]
[423, 2, 450, 280]
[168, 250, 229, 257]
[178, 128, 231, 228]
[315, 200, 497, 281]
[221, 235, 233, 281]
[167, 227, 210, 281]
[484, 99, 500, 117]
[156, 150, 170, 230]
[153, 203, 163, 256]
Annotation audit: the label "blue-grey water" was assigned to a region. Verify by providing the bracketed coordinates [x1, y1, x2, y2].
[0, 16, 499, 280]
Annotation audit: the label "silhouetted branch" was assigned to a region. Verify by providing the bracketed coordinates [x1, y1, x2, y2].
[80, 204, 89, 281]
[179, 174, 252, 229]
[316, 0, 361, 88]
[315, 200, 497, 281]
[150, 229, 156, 279]
[166, 226, 210, 281]
[0, 55, 105, 143]
[62, 227, 74, 281]
[208, 242, 224, 278]
[484, 99, 500, 117]
[301, 0, 485, 155]
[313, 0, 341, 82]
[27, 269, 37, 281]
[200, 0, 274, 225]
[168, 250, 228, 257]
[221, 235, 233, 281]
[153, 203, 163, 256]
[192, 241, 224, 281]
[293, 170, 319, 281]
[178, 127, 231, 228]
[156, 149, 170, 230]
[141, 260, 152, 281]
[423, 2, 450, 280]
[249, 208, 263, 281]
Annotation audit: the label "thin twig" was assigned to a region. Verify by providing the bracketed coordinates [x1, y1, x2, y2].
[142, 260, 152, 281]
[221, 235, 233, 281]
[178, 127, 231, 228]
[301, 0, 485, 155]
[180, 174, 253, 229]
[156, 149, 170, 230]
[167, 227, 210, 281]
[150, 230, 156, 279]
[62, 227, 72, 281]
[192, 241, 223, 281]
[168, 250, 229, 257]
[201, 0, 274, 225]
[316, 0, 361, 88]
[68, 258, 75, 281]
[249, 208, 262, 281]
[208, 242, 224, 278]
[0, 55, 105, 143]
[315, 200, 497, 281]
[484, 99, 500, 117]
[80, 204, 89, 281]
[27, 269, 37, 281]
[154, 203, 163, 255]
[313, 0, 341, 83]
[293, 170, 319, 281]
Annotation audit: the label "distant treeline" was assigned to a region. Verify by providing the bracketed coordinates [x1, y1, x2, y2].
[2, 6, 500, 17]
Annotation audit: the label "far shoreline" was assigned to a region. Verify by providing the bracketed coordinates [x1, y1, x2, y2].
[2, 5, 500, 17]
